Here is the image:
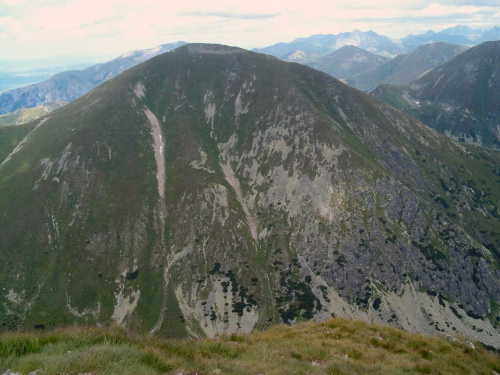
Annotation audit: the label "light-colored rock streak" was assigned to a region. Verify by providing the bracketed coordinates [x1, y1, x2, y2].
[144, 108, 165, 201]
[66, 292, 101, 319]
[150, 244, 194, 334]
[0, 116, 51, 167]
[111, 288, 140, 325]
[144, 106, 169, 333]
[204, 91, 216, 138]
[220, 162, 257, 242]
[235, 89, 249, 116]
[190, 149, 215, 173]
[134, 82, 146, 99]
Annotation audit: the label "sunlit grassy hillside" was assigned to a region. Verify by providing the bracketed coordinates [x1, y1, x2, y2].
[0, 107, 49, 127]
[1, 318, 499, 375]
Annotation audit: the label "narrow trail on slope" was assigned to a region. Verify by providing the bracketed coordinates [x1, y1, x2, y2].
[0, 116, 51, 167]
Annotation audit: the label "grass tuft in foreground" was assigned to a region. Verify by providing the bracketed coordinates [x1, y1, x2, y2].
[1, 319, 499, 374]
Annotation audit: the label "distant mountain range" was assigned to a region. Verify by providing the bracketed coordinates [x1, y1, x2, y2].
[1, 25, 498, 117]
[0, 42, 186, 115]
[254, 26, 500, 60]
[0, 56, 108, 94]
[305, 45, 390, 80]
[346, 42, 469, 92]
[255, 26, 499, 95]
[0, 66, 92, 94]
[253, 30, 406, 58]
[402, 25, 500, 51]
[372, 40, 500, 149]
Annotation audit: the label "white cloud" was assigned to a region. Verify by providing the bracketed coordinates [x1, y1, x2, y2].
[413, 3, 482, 17]
[0, 0, 499, 61]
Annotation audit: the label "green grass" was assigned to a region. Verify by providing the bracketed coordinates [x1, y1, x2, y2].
[0, 107, 48, 127]
[1, 319, 499, 374]
[0, 123, 36, 162]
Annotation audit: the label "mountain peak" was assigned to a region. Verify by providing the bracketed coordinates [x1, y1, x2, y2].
[184, 43, 248, 56]
[440, 25, 475, 36]
[1, 43, 499, 349]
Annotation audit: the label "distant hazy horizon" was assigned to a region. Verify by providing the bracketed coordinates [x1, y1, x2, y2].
[0, 24, 497, 68]
[0, 22, 498, 91]
[1, 0, 499, 62]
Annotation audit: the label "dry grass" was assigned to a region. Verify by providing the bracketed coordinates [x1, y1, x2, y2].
[1, 318, 499, 374]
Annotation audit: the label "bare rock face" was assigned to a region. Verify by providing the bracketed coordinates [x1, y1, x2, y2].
[0, 44, 499, 348]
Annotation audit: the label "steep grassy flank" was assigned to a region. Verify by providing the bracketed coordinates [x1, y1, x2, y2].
[1, 319, 499, 375]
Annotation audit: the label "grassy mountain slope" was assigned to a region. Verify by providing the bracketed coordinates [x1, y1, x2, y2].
[0, 44, 499, 348]
[347, 42, 468, 92]
[0, 107, 49, 127]
[0, 123, 36, 162]
[0, 42, 186, 115]
[0, 103, 66, 127]
[1, 319, 499, 375]
[372, 41, 500, 148]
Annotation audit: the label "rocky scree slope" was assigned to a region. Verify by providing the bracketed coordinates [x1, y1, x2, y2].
[372, 40, 500, 149]
[0, 42, 186, 115]
[0, 44, 499, 348]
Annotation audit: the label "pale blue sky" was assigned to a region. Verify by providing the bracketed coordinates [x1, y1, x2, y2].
[0, 0, 499, 61]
